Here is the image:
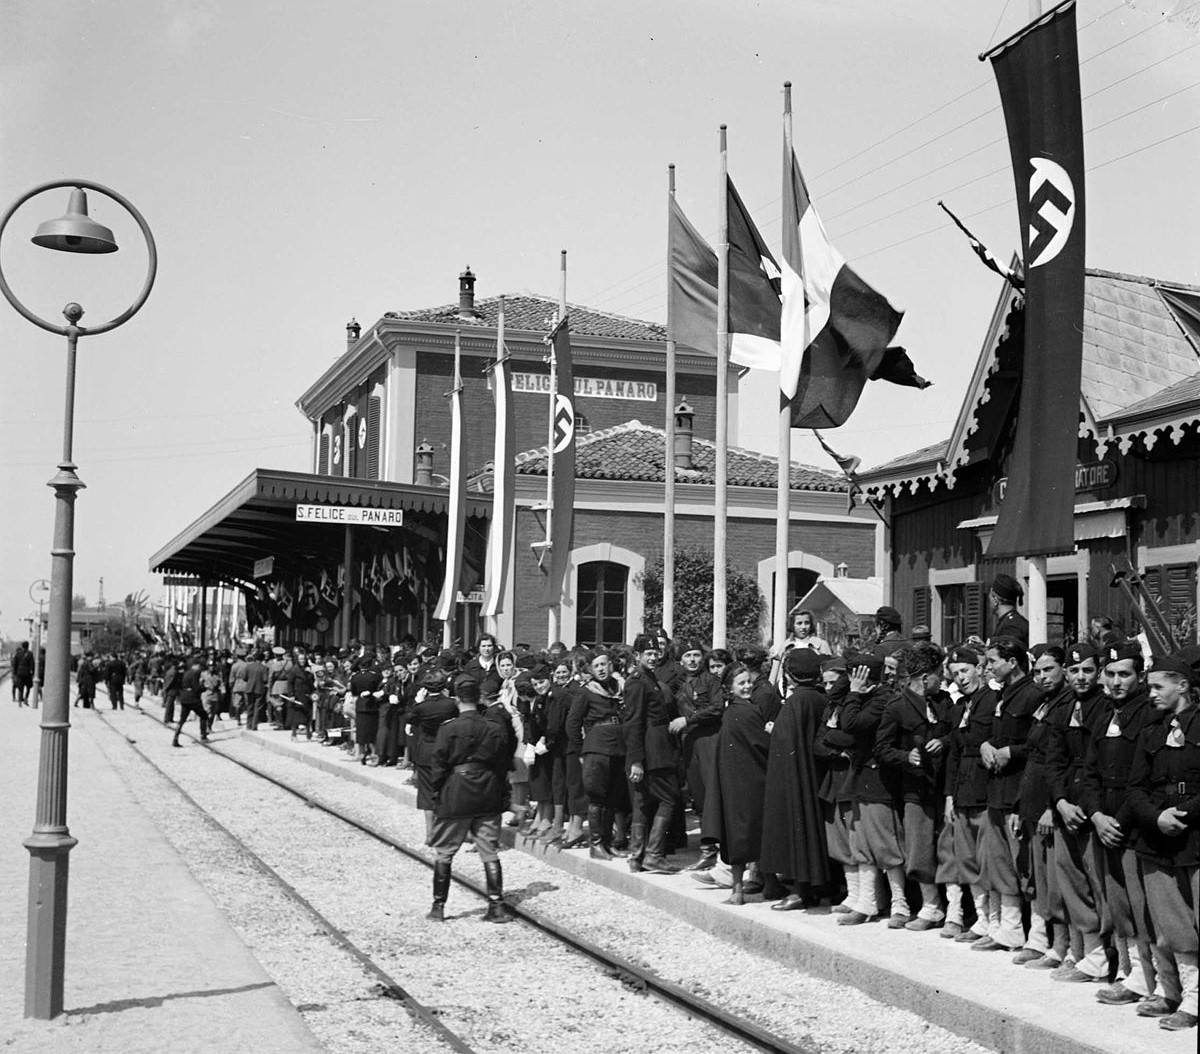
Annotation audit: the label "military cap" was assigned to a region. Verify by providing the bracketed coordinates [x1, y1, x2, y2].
[1066, 642, 1098, 666]
[949, 645, 983, 665]
[454, 675, 480, 702]
[1103, 640, 1142, 667]
[632, 633, 660, 653]
[1149, 655, 1193, 680]
[875, 606, 902, 627]
[785, 648, 822, 680]
[990, 573, 1024, 603]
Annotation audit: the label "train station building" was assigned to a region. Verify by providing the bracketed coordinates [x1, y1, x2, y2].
[149, 269, 882, 649]
[858, 268, 1200, 647]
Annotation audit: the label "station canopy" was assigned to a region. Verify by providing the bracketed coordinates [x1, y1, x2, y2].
[148, 468, 491, 585]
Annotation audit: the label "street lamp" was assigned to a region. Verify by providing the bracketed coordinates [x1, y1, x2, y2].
[28, 578, 51, 708]
[0, 180, 156, 1020]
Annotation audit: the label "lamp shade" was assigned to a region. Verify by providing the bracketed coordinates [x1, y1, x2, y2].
[32, 188, 118, 254]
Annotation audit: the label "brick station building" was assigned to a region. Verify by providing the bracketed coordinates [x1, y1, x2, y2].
[857, 269, 1200, 648]
[150, 269, 882, 648]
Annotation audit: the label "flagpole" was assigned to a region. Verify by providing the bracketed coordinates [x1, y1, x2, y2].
[713, 125, 729, 649]
[774, 85, 794, 652]
[547, 249, 567, 647]
[441, 330, 463, 649]
[487, 297, 509, 638]
[664, 164, 677, 638]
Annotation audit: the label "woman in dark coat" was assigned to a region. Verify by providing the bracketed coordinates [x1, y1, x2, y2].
[349, 660, 384, 764]
[555, 660, 588, 846]
[526, 666, 555, 838]
[407, 668, 459, 843]
[375, 654, 409, 766]
[759, 647, 831, 903]
[707, 664, 771, 904]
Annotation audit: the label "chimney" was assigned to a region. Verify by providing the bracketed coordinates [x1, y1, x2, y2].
[458, 266, 479, 317]
[673, 398, 695, 470]
[414, 441, 434, 486]
[346, 318, 361, 349]
[836, 561, 849, 578]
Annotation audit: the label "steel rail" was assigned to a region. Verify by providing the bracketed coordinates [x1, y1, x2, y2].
[118, 704, 817, 1054]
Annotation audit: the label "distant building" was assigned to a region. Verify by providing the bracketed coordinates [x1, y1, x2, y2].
[792, 573, 884, 654]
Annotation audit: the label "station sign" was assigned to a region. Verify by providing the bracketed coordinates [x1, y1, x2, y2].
[252, 556, 275, 579]
[503, 372, 658, 402]
[992, 458, 1118, 505]
[295, 504, 404, 526]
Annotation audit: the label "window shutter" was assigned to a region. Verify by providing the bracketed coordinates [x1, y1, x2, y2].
[912, 586, 931, 630]
[965, 582, 986, 639]
[346, 413, 359, 478]
[1142, 566, 1163, 611]
[366, 396, 382, 480]
[318, 432, 330, 475]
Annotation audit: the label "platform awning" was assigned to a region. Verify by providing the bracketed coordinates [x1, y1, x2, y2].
[148, 468, 492, 583]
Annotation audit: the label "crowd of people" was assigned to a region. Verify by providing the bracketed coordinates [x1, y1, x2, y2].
[51, 575, 1199, 1031]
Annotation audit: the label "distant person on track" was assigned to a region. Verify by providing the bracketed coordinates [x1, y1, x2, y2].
[171, 653, 210, 747]
[13, 642, 34, 705]
[426, 676, 515, 923]
[75, 652, 98, 709]
[105, 652, 127, 710]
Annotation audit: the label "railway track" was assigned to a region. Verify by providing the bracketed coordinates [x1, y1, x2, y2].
[92, 704, 818, 1054]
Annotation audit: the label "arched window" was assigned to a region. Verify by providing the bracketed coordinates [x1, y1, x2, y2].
[576, 561, 628, 647]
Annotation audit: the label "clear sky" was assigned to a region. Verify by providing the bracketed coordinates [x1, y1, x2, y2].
[1, 0, 1197, 638]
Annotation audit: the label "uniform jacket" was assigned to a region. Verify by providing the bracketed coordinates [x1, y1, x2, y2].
[875, 687, 951, 804]
[242, 660, 268, 695]
[841, 686, 900, 804]
[429, 710, 510, 819]
[993, 609, 1029, 646]
[1044, 687, 1105, 808]
[622, 668, 679, 771]
[812, 685, 855, 804]
[1017, 682, 1075, 822]
[674, 670, 724, 740]
[407, 692, 459, 768]
[1079, 685, 1158, 828]
[1126, 705, 1200, 867]
[986, 673, 1043, 810]
[566, 677, 624, 756]
[944, 685, 998, 810]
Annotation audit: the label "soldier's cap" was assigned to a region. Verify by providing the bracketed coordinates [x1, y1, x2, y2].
[949, 644, 983, 665]
[1104, 640, 1142, 666]
[678, 638, 707, 657]
[454, 675, 480, 702]
[874, 606, 902, 627]
[529, 664, 551, 681]
[785, 648, 822, 680]
[1067, 642, 1099, 665]
[632, 633, 659, 653]
[1149, 656, 1193, 681]
[990, 573, 1024, 603]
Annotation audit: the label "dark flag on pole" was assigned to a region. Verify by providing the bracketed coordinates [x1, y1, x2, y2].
[542, 317, 576, 608]
[983, 0, 1086, 559]
[937, 200, 1024, 291]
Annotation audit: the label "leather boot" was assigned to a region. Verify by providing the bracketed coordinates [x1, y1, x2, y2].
[604, 810, 629, 857]
[627, 822, 647, 872]
[642, 814, 680, 873]
[482, 860, 514, 923]
[427, 860, 451, 921]
[588, 805, 612, 860]
[685, 842, 719, 871]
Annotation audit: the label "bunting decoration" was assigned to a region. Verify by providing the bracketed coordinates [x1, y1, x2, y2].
[542, 316, 576, 609]
[483, 301, 516, 620]
[434, 332, 468, 623]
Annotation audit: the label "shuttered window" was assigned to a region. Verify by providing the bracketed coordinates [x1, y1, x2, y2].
[965, 582, 987, 639]
[1145, 562, 1198, 645]
[912, 586, 931, 632]
[366, 395, 382, 480]
[318, 431, 330, 475]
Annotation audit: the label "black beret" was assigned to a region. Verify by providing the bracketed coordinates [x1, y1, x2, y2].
[632, 633, 659, 652]
[875, 606, 902, 627]
[1104, 640, 1143, 666]
[529, 664, 551, 680]
[785, 648, 822, 679]
[1149, 656, 1193, 680]
[1066, 642, 1098, 665]
[454, 675, 480, 702]
[949, 645, 983, 665]
[990, 573, 1024, 603]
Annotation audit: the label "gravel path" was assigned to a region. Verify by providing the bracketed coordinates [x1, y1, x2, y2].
[88, 712, 761, 1054]
[99, 706, 991, 1054]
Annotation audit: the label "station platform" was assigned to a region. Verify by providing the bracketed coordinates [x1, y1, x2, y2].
[238, 719, 1183, 1054]
[0, 703, 323, 1054]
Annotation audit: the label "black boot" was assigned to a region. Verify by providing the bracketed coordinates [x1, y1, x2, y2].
[427, 860, 451, 921]
[482, 860, 514, 923]
[685, 842, 719, 871]
[627, 822, 647, 872]
[603, 809, 628, 857]
[588, 804, 612, 860]
[642, 814, 680, 873]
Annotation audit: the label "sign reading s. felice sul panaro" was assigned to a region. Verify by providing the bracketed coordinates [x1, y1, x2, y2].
[295, 504, 404, 526]
[506, 373, 657, 402]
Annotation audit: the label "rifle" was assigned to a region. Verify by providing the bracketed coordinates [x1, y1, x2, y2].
[1110, 559, 1177, 657]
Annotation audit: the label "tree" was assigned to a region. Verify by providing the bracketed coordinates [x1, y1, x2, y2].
[72, 594, 88, 611]
[636, 544, 766, 649]
[89, 618, 144, 656]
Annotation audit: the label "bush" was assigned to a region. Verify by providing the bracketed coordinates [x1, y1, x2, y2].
[636, 544, 765, 648]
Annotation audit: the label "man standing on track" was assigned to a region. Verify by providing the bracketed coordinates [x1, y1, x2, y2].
[172, 652, 210, 747]
[426, 676, 515, 924]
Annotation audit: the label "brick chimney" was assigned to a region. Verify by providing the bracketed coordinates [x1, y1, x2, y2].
[414, 441, 434, 485]
[458, 266, 479, 318]
[673, 399, 695, 470]
[346, 318, 361, 350]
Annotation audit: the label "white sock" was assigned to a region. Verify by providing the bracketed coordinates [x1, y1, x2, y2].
[886, 867, 910, 917]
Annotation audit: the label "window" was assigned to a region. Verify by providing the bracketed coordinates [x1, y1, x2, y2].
[937, 581, 987, 644]
[576, 561, 627, 647]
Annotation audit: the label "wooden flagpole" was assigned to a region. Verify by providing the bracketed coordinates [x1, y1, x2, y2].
[546, 250, 567, 646]
[774, 84, 794, 652]
[713, 125, 729, 649]
[663, 164, 677, 637]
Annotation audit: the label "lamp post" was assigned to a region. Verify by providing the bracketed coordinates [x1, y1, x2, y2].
[0, 180, 156, 1019]
[28, 579, 50, 708]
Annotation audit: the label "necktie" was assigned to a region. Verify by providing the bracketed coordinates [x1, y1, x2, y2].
[1105, 708, 1122, 738]
[1069, 700, 1082, 728]
[1166, 718, 1185, 748]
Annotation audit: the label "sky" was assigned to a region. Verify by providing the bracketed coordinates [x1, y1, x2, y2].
[1, 0, 1198, 638]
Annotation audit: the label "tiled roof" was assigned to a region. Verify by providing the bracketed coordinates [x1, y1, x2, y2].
[385, 295, 666, 343]
[1080, 271, 1199, 419]
[863, 440, 950, 475]
[1113, 371, 1200, 420]
[470, 420, 846, 492]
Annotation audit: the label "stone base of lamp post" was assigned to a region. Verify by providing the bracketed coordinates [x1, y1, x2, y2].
[23, 819, 78, 1019]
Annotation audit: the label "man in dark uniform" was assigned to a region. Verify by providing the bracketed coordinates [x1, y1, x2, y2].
[989, 573, 1029, 647]
[623, 633, 682, 874]
[171, 653, 210, 747]
[669, 638, 724, 870]
[426, 676, 514, 923]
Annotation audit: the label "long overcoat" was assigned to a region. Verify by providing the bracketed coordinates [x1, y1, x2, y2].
[707, 699, 770, 865]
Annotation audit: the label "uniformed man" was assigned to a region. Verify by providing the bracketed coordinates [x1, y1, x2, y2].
[669, 639, 724, 871]
[989, 574, 1029, 647]
[623, 633, 682, 874]
[426, 676, 514, 923]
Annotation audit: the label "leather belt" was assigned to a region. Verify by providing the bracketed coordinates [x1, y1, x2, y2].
[453, 762, 489, 775]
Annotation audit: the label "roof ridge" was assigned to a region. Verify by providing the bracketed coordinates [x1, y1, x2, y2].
[689, 430, 838, 477]
[512, 418, 649, 465]
[1086, 267, 1200, 294]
